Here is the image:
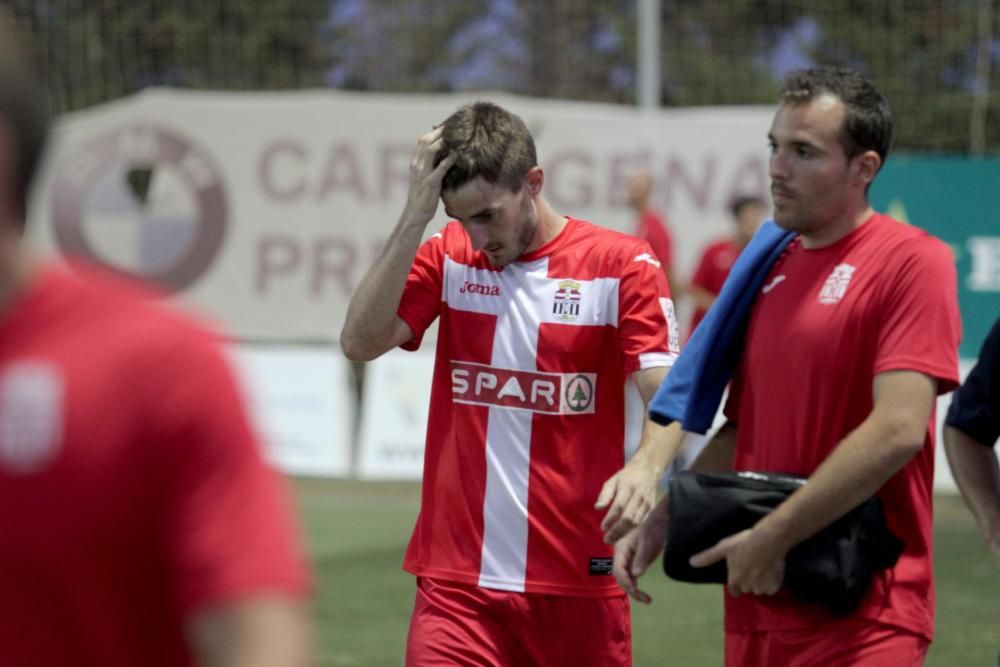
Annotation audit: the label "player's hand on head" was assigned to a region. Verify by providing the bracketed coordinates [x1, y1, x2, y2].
[404, 126, 457, 225]
[596, 463, 658, 544]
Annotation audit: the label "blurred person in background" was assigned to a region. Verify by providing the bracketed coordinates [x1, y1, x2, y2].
[615, 66, 960, 666]
[687, 195, 767, 335]
[943, 313, 1000, 556]
[627, 168, 678, 298]
[341, 101, 684, 666]
[0, 15, 312, 667]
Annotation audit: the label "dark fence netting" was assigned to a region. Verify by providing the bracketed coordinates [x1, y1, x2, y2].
[6, 0, 998, 153]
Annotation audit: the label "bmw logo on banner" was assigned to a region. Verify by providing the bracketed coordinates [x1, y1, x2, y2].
[50, 124, 228, 293]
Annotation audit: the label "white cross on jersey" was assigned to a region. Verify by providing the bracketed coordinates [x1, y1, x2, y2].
[443, 255, 620, 591]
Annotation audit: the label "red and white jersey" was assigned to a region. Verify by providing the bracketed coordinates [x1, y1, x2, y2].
[398, 218, 678, 596]
[723, 214, 961, 640]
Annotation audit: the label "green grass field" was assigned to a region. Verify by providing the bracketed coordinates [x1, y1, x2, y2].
[297, 479, 999, 666]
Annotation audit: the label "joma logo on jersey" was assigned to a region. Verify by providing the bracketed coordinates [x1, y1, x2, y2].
[553, 280, 582, 322]
[450, 361, 596, 414]
[458, 281, 501, 296]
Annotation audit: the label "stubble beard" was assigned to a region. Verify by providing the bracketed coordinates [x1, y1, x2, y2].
[494, 208, 538, 267]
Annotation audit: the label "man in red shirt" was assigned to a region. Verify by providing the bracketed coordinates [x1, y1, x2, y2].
[341, 102, 684, 666]
[627, 169, 677, 297]
[0, 24, 311, 667]
[615, 67, 960, 666]
[688, 196, 767, 334]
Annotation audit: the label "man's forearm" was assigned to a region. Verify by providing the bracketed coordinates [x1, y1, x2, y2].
[341, 126, 453, 360]
[339, 215, 426, 360]
[630, 420, 684, 477]
[189, 597, 312, 667]
[944, 425, 1000, 546]
[630, 366, 681, 477]
[754, 371, 934, 554]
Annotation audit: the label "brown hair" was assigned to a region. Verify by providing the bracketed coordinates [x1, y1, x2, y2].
[780, 66, 892, 167]
[434, 101, 537, 193]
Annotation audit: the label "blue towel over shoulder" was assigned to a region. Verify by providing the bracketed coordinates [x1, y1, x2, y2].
[649, 221, 797, 433]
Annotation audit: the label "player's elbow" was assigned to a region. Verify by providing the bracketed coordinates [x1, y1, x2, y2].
[882, 413, 928, 462]
[339, 331, 380, 362]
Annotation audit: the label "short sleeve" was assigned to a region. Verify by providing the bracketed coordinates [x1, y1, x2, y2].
[397, 230, 447, 351]
[617, 240, 678, 375]
[874, 237, 961, 394]
[153, 330, 310, 614]
[946, 315, 1000, 447]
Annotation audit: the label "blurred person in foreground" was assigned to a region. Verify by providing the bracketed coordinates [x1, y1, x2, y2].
[943, 313, 1000, 556]
[615, 66, 960, 666]
[687, 195, 767, 335]
[627, 168, 678, 296]
[341, 101, 684, 666]
[0, 18, 311, 667]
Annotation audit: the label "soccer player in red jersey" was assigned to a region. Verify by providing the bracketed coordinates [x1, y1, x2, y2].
[687, 195, 767, 334]
[627, 169, 677, 299]
[341, 102, 685, 666]
[0, 21, 311, 667]
[615, 66, 961, 666]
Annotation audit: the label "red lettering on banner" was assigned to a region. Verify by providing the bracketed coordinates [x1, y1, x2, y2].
[724, 155, 769, 204]
[546, 150, 594, 210]
[254, 235, 388, 298]
[316, 143, 367, 201]
[259, 140, 308, 201]
[379, 143, 412, 201]
[256, 140, 766, 217]
[311, 239, 357, 296]
[450, 362, 560, 413]
[256, 236, 302, 293]
[663, 156, 717, 210]
[607, 152, 651, 208]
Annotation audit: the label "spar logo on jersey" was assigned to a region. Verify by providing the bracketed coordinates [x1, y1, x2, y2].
[51, 124, 229, 293]
[553, 280, 582, 322]
[450, 361, 596, 414]
[0, 361, 64, 473]
[819, 263, 856, 304]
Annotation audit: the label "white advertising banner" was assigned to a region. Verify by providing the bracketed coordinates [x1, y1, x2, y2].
[27, 89, 774, 341]
[228, 343, 353, 477]
[356, 349, 434, 480]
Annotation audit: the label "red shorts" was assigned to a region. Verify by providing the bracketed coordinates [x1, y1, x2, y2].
[726, 619, 930, 667]
[405, 576, 631, 666]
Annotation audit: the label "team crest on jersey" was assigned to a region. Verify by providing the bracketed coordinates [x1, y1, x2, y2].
[451, 361, 596, 415]
[819, 263, 856, 305]
[553, 280, 582, 322]
[0, 361, 64, 473]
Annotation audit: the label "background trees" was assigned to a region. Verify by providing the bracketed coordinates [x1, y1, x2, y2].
[6, 0, 998, 152]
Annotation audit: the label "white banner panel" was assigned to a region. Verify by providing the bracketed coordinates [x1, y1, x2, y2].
[228, 343, 352, 477]
[356, 349, 434, 480]
[27, 89, 774, 341]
